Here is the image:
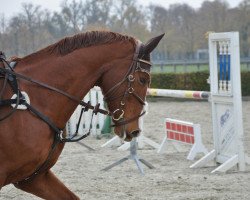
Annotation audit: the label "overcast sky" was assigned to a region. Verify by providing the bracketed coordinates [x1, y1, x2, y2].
[0, 0, 241, 19]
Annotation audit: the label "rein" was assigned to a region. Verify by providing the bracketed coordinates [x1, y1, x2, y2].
[0, 66, 110, 116]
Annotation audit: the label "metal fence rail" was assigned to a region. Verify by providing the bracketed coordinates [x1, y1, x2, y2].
[152, 58, 250, 73]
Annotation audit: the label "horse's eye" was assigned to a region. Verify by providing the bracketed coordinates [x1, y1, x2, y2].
[139, 77, 147, 85]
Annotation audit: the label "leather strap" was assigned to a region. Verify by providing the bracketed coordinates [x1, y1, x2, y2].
[0, 67, 110, 116]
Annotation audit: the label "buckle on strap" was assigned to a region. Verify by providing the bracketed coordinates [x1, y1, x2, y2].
[93, 103, 100, 115]
[11, 91, 30, 110]
[138, 59, 152, 66]
[111, 110, 146, 127]
[112, 109, 124, 121]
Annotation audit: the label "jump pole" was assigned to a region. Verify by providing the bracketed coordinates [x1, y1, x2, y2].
[147, 89, 210, 100]
[190, 32, 250, 173]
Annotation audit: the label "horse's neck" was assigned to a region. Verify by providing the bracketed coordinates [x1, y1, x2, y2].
[17, 47, 106, 128]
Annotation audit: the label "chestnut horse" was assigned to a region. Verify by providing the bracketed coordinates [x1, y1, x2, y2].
[0, 31, 164, 199]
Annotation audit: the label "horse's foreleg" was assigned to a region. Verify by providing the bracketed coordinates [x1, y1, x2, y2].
[14, 170, 79, 200]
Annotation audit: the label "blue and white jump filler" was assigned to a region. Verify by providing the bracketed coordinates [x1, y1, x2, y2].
[191, 32, 250, 173]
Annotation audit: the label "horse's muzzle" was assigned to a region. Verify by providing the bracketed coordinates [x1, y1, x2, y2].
[130, 129, 141, 137]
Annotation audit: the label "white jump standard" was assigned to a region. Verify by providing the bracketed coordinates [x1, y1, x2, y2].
[101, 138, 155, 175]
[191, 32, 250, 173]
[101, 104, 156, 175]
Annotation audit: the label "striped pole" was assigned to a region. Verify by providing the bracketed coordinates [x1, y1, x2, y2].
[147, 88, 209, 100]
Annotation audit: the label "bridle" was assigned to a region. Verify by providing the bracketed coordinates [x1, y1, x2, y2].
[103, 41, 152, 130]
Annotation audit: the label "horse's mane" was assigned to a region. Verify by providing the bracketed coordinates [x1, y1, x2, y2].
[17, 31, 137, 63]
[48, 31, 136, 55]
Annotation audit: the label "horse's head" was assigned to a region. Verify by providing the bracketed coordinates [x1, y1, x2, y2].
[100, 34, 164, 141]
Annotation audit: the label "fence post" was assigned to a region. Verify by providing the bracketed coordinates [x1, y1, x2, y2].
[160, 62, 163, 72]
[174, 64, 177, 73]
[197, 63, 200, 71]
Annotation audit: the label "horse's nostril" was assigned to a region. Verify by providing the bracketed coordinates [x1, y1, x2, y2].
[130, 130, 141, 137]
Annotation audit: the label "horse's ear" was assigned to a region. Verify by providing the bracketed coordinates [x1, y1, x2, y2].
[143, 33, 165, 54]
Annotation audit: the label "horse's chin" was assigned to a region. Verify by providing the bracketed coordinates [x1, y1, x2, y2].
[116, 130, 141, 142]
[115, 131, 130, 142]
[124, 134, 133, 142]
